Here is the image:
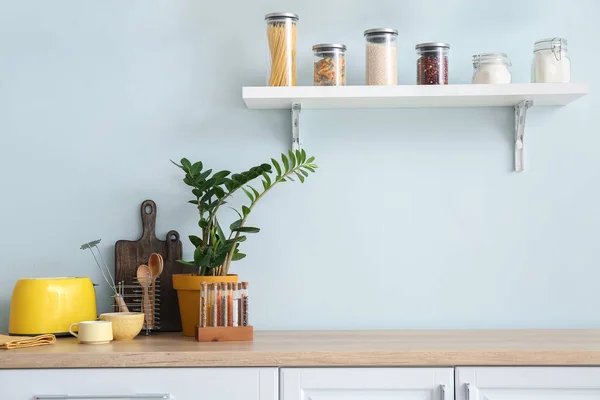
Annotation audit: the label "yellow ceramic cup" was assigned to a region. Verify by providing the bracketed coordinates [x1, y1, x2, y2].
[99, 312, 144, 341]
[69, 320, 113, 344]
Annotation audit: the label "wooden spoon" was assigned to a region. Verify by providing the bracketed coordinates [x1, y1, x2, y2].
[136, 264, 153, 328]
[147, 253, 164, 327]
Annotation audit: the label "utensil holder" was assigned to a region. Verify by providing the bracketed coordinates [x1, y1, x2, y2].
[113, 279, 161, 335]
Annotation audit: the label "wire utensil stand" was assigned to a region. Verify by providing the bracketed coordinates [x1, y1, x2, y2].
[115, 277, 161, 335]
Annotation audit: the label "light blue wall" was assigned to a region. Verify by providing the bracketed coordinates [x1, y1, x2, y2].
[1, 0, 598, 331]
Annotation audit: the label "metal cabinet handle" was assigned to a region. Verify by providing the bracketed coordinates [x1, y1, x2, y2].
[465, 383, 473, 400]
[34, 395, 170, 399]
[440, 384, 447, 400]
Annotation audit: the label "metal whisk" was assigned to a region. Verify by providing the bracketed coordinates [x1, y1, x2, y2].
[80, 239, 128, 312]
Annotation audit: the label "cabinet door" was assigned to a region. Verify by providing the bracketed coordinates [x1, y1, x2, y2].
[0, 367, 277, 400]
[456, 367, 600, 400]
[281, 368, 454, 400]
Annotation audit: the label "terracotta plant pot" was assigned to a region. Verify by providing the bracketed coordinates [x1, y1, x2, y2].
[172, 274, 238, 337]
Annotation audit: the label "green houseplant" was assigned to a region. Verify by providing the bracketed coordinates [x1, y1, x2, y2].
[171, 149, 317, 335]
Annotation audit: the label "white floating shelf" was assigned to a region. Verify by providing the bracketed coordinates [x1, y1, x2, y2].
[242, 83, 589, 172]
[243, 83, 588, 109]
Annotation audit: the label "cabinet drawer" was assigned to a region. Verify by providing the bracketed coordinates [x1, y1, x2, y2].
[456, 367, 600, 400]
[281, 367, 453, 400]
[0, 368, 277, 400]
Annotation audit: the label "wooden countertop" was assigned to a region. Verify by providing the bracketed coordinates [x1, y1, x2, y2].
[2, 330, 600, 369]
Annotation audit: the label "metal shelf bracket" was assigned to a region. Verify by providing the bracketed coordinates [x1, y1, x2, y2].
[514, 100, 533, 172]
[291, 102, 302, 151]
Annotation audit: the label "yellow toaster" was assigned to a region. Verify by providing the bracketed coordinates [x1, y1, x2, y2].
[9, 277, 97, 336]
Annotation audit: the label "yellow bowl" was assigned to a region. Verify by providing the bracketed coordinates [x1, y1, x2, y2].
[99, 312, 144, 340]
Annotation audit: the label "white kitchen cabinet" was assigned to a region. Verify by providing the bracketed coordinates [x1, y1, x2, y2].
[280, 368, 454, 400]
[456, 367, 600, 400]
[0, 367, 278, 400]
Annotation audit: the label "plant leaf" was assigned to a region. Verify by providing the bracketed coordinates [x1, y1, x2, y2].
[271, 158, 282, 176]
[176, 260, 197, 267]
[282, 153, 290, 171]
[226, 235, 247, 244]
[181, 158, 192, 172]
[193, 246, 202, 266]
[189, 235, 203, 248]
[262, 172, 272, 186]
[286, 175, 295, 182]
[300, 169, 309, 177]
[232, 226, 260, 233]
[294, 171, 305, 183]
[241, 187, 254, 202]
[171, 160, 185, 170]
[213, 186, 225, 198]
[188, 200, 199, 204]
[212, 170, 231, 180]
[191, 161, 203, 175]
[295, 149, 303, 164]
[249, 186, 260, 200]
[230, 219, 242, 231]
[288, 150, 296, 167]
[306, 156, 315, 164]
[302, 165, 315, 173]
[229, 207, 243, 219]
[242, 205, 251, 217]
[301, 149, 307, 163]
[216, 221, 226, 243]
[231, 252, 247, 261]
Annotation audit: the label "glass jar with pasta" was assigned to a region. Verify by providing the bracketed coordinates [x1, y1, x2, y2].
[313, 44, 346, 86]
[265, 12, 298, 86]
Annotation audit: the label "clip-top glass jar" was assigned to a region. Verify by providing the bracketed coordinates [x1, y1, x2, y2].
[472, 53, 512, 84]
[532, 37, 570, 83]
[364, 28, 398, 85]
[313, 44, 347, 86]
[265, 12, 298, 86]
[416, 42, 449, 85]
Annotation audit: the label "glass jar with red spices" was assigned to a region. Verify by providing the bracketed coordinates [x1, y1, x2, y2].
[416, 42, 450, 85]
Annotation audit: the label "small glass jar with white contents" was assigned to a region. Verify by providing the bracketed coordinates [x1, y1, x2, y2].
[532, 38, 570, 83]
[472, 53, 512, 84]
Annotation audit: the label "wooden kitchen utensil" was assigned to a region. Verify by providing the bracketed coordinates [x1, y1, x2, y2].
[136, 264, 153, 328]
[147, 253, 163, 328]
[115, 200, 186, 332]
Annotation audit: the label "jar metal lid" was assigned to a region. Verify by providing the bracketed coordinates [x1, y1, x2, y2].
[364, 28, 398, 36]
[265, 12, 299, 20]
[472, 53, 512, 68]
[415, 42, 450, 50]
[535, 37, 567, 47]
[533, 37, 567, 61]
[313, 43, 347, 51]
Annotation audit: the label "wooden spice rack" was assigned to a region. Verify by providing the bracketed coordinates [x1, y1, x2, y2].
[195, 325, 254, 342]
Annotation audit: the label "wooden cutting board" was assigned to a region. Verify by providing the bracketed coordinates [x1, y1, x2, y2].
[115, 199, 187, 332]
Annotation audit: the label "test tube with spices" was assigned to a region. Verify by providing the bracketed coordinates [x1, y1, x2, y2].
[232, 283, 239, 327]
[206, 283, 212, 327]
[220, 283, 228, 326]
[242, 282, 249, 326]
[216, 283, 222, 326]
[227, 283, 233, 326]
[211, 283, 218, 327]
[200, 282, 207, 328]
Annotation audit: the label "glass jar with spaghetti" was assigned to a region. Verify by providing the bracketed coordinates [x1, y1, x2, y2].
[265, 12, 298, 86]
[313, 44, 346, 86]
